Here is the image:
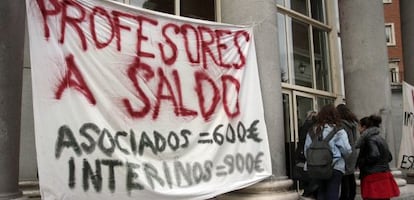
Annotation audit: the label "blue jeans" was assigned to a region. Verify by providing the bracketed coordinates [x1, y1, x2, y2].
[317, 170, 343, 200]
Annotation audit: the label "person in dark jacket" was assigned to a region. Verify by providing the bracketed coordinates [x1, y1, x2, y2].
[356, 115, 399, 200]
[293, 111, 317, 198]
[336, 104, 359, 200]
[296, 111, 317, 164]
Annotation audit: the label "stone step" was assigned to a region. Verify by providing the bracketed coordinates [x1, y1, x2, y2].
[216, 177, 300, 200]
[19, 180, 40, 198]
[405, 175, 414, 184]
[217, 191, 299, 200]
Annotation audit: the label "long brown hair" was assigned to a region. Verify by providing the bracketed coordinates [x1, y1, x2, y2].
[336, 103, 358, 122]
[315, 104, 341, 133]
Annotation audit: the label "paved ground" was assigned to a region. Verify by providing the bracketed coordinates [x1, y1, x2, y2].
[391, 183, 414, 200]
[298, 183, 414, 200]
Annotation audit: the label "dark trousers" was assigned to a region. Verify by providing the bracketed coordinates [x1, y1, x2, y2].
[317, 170, 343, 200]
[301, 178, 319, 198]
[340, 173, 356, 200]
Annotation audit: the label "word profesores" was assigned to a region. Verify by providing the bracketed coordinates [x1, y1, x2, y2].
[36, 0, 251, 121]
[55, 121, 266, 194]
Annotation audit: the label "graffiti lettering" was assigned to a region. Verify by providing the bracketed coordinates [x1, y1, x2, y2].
[65, 152, 264, 193]
[55, 120, 261, 158]
[53, 55, 241, 120]
[400, 155, 414, 169]
[198, 120, 262, 144]
[404, 111, 414, 127]
[123, 58, 241, 120]
[55, 122, 192, 158]
[35, 0, 249, 69]
[55, 54, 96, 105]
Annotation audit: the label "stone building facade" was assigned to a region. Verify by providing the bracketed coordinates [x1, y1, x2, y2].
[1, 0, 410, 199]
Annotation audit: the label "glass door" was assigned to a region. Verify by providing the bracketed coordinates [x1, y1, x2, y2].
[284, 91, 316, 186]
[282, 92, 293, 182]
[294, 92, 316, 144]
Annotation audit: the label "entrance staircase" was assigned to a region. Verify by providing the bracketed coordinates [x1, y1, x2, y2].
[19, 181, 40, 199]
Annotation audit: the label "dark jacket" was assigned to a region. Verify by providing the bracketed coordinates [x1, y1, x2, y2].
[356, 127, 392, 179]
[341, 120, 359, 175]
[295, 119, 315, 163]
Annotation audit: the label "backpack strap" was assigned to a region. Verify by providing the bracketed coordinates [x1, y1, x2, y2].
[309, 128, 319, 141]
[310, 126, 338, 141]
[324, 126, 338, 142]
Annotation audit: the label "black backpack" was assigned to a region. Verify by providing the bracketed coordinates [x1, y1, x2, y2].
[306, 127, 338, 180]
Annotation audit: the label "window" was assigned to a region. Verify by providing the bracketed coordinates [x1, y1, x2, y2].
[385, 23, 396, 46]
[383, 0, 392, 3]
[310, 0, 326, 23]
[278, 0, 332, 92]
[290, 0, 308, 16]
[292, 19, 312, 88]
[278, 0, 337, 183]
[113, 0, 218, 21]
[317, 96, 335, 108]
[389, 63, 400, 84]
[313, 27, 330, 91]
[290, 0, 326, 23]
[180, 0, 216, 21]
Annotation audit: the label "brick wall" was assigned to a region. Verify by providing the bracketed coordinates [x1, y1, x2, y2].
[384, 0, 404, 80]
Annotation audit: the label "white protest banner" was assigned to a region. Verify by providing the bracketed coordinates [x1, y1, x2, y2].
[25, 0, 272, 199]
[398, 82, 414, 170]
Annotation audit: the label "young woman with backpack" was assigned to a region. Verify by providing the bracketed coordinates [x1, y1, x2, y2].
[336, 104, 359, 200]
[304, 104, 352, 200]
[356, 115, 399, 200]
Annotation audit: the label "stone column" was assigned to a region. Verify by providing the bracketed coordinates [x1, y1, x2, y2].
[217, 0, 298, 199]
[401, 0, 414, 86]
[0, 1, 26, 200]
[338, 0, 396, 167]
